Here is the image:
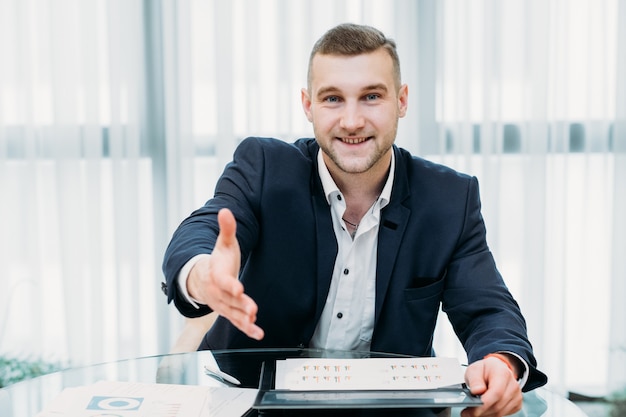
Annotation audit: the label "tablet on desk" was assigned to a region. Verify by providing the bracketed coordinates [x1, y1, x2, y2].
[252, 358, 482, 410]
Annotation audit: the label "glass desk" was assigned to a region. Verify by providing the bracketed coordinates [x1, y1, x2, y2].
[0, 348, 587, 417]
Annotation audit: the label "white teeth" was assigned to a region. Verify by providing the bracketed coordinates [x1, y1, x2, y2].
[342, 137, 368, 144]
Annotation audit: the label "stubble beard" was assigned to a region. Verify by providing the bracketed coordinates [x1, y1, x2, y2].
[317, 124, 398, 176]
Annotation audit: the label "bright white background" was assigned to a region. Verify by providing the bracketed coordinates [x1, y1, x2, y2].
[0, 0, 624, 397]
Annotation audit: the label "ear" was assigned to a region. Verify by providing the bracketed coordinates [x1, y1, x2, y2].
[301, 88, 314, 122]
[397, 84, 409, 118]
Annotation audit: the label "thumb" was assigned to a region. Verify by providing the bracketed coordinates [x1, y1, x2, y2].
[465, 361, 487, 395]
[216, 208, 238, 247]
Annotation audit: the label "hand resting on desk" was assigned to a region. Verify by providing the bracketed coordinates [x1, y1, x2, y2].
[462, 355, 523, 417]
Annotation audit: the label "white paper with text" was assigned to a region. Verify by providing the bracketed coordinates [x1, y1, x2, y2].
[275, 357, 465, 391]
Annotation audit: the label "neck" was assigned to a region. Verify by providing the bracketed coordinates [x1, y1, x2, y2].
[334, 157, 390, 224]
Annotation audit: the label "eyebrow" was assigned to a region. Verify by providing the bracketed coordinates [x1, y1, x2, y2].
[315, 83, 389, 99]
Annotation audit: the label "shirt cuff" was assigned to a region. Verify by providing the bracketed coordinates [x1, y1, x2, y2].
[177, 254, 211, 309]
[499, 351, 530, 389]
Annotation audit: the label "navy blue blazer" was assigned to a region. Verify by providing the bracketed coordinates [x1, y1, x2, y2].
[162, 137, 547, 391]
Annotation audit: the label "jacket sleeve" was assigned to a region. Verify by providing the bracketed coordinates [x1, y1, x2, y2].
[441, 176, 547, 391]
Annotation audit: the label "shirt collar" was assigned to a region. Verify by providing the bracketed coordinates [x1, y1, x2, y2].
[317, 148, 395, 209]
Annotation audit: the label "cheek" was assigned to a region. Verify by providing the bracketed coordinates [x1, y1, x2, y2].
[312, 111, 337, 131]
[367, 110, 394, 129]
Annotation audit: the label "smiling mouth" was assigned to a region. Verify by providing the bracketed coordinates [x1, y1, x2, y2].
[338, 136, 372, 144]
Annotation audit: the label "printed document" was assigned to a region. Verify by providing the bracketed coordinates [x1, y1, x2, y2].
[274, 357, 465, 391]
[36, 380, 257, 417]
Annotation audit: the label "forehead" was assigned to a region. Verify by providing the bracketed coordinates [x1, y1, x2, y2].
[309, 49, 396, 92]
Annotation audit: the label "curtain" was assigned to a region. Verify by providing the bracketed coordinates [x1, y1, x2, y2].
[0, 0, 623, 395]
[0, 0, 167, 366]
[611, 0, 626, 395]
[424, 0, 625, 396]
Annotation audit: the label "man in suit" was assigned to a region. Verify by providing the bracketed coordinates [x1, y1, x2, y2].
[162, 23, 547, 416]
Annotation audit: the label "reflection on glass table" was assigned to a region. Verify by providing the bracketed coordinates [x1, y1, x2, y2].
[0, 348, 588, 417]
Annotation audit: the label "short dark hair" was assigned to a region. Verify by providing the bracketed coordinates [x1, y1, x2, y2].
[307, 23, 401, 89]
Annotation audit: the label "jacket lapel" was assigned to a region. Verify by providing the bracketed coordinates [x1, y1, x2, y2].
[312, 191, 337, 319]
[375, 147, 411, 325]
[307, 143, 338, 321]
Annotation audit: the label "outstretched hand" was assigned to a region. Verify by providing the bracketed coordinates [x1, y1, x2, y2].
[462, 355, 523, 417]
[186, 208, 264, 340]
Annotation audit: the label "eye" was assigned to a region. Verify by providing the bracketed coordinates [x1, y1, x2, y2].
[364, 93, 380, 101]
[324, 95, 341, 103]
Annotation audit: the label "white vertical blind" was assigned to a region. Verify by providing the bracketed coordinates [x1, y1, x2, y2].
[0, 0, 623, 396]
[0, 0, 162, 366]
[426, 0, 623, 395]
[609, 0, 626, 393]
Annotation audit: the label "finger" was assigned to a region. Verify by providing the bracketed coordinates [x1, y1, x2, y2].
[213, 289, 256, 317]
[496, 390, 523, 417]
[476, 391, 520, 417]
[468, 372, 521, 417]
[460, 407, 476, 417]
[462, 363, 487, 417]
[217, 295, 264, 340]
[496, 378, 523, 415]
[210, 289, 263, 331]
[243, 323, 265, 340]
[210, 208, 241, 292]
[219, 301, 255, 326]
[216, 208, 238, 247]
[470, 381, 508, 416]
[210, 268, 245, 297]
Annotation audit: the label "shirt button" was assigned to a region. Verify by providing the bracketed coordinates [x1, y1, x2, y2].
[337, 195, 342, 201]
[343, 268, 349, 275]
[337, 312, 343, 319]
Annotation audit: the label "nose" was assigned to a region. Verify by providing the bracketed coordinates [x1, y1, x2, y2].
[339, 101, 365, 132]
